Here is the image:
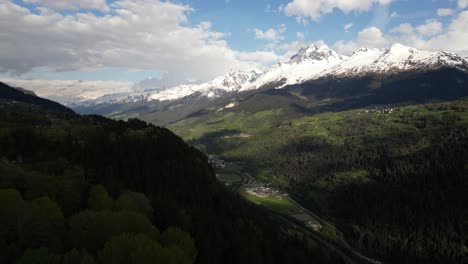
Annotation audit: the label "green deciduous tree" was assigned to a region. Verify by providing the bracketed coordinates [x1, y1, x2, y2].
[0, 189, 25, 263]
[68, 211, 159, 252]
[62, 248, 95, 264]
[87, 185, 113, 211]
[17, 248, 60, 264]
[101, 233, 194, 264]
[115, 191, 153, 219]
[101, 233, 161, 264]
[161, 227, 197, 263]
[23, 196, 65, 250]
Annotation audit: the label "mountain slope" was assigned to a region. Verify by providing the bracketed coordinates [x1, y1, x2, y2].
[70, 44, 468, 125]
[71, 44, 467, 107]
[170, 96, 468, 264]
[0, 82, 342, 264]
[162, 46, 468, 264]
[148, 69, 263, 101]
[69, 69, 263, 107]
[0, 82, 74, 114]
[322, 43, 467, 77]
[74, 65, 468, 126]
[244, 43, 348, 90]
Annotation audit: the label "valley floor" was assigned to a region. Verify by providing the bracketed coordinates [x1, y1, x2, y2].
[217, 159, 383, 264]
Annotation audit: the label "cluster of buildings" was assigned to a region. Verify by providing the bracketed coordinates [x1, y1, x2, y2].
[207, 155, 226, 168]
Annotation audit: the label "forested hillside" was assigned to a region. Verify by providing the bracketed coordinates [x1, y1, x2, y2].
[0, 83, 343, 264]
[171, 98, 468, 264]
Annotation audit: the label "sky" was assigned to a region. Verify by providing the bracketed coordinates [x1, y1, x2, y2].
[0, 0, 467, 101]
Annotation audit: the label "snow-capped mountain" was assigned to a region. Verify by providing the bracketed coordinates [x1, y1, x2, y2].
[141, 43, 467, 102]
[147, 69, 263, 101]
[321, 43, 467, 77]
[289, 43, 348, 63]
[243, 43, 348, 90]
[68, 69, 263, 106]
[69, 43, 467, 107]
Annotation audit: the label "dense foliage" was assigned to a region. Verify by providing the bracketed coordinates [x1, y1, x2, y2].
[1, 186, 196, 264]
[172, 98, 468, 264]
[0, 85, 343, 264]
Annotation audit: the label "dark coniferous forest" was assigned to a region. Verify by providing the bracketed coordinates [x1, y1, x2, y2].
[0, 82, 343, 264]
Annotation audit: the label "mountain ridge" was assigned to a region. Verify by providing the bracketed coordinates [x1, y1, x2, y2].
[0, 82, 75, 114]
[67, 43, 467, 108]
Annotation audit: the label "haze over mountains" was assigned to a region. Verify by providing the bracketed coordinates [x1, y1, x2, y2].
[61, 43, 467, 109]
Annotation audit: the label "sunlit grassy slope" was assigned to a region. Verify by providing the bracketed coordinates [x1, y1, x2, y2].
[170, 99, 468, 185]
[239, 188, 301, 215]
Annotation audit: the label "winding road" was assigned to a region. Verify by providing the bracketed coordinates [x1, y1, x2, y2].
[237, 172, 382, 264]
[282, 196, 382, 264]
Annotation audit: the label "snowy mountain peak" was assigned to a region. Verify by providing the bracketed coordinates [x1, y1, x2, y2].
[289, 43, 344, 63]
[381, 43, 421, 60]
[143, 68, 265, 101]
[389, 42, 414, 50]
[68, 43, 468, 106]
[324, 44, 467, 77]
[351, 47, 382, 57]
[245, 44, 347, 90]
[210, 69, 263, 91]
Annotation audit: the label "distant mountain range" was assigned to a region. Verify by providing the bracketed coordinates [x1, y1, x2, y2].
[68, 43, 467, 109]
[65, 43, 468, 125]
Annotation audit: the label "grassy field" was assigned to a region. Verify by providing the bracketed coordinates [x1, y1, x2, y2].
[218, 162, 244, 175]
[171, 100, 468, 183]
[239, 188, 302, 215]
[171, 108, 284, 140]
[217, 173, 242, 183]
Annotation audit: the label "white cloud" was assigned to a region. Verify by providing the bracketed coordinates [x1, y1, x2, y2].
[333, 11, 468, 56]
[390, 23, 414, 35]
[344, 23, 353, 31]
[278, 4, 284, 13]
[437, 8, 453, 17]
[459, 0, 468, 9]
[416, 19, 442, 36]
[295, 16, 309, 26]
[284, 0, 393, 21]
[22, 0, 109, 12]
[335, 27, 389, 53]
[423, 10, 468, 55]
[0, 78, 134, 103]
[253, 25, 287, 48]
[276, 33, 309, 61]
[254, 28, 279, 42]
[235, 51, 281, 65]
[357, 27, 388, 46]
[265, 4, 277, 13]
[0, 0, 279, 86]
[296, 32, 305, 40]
